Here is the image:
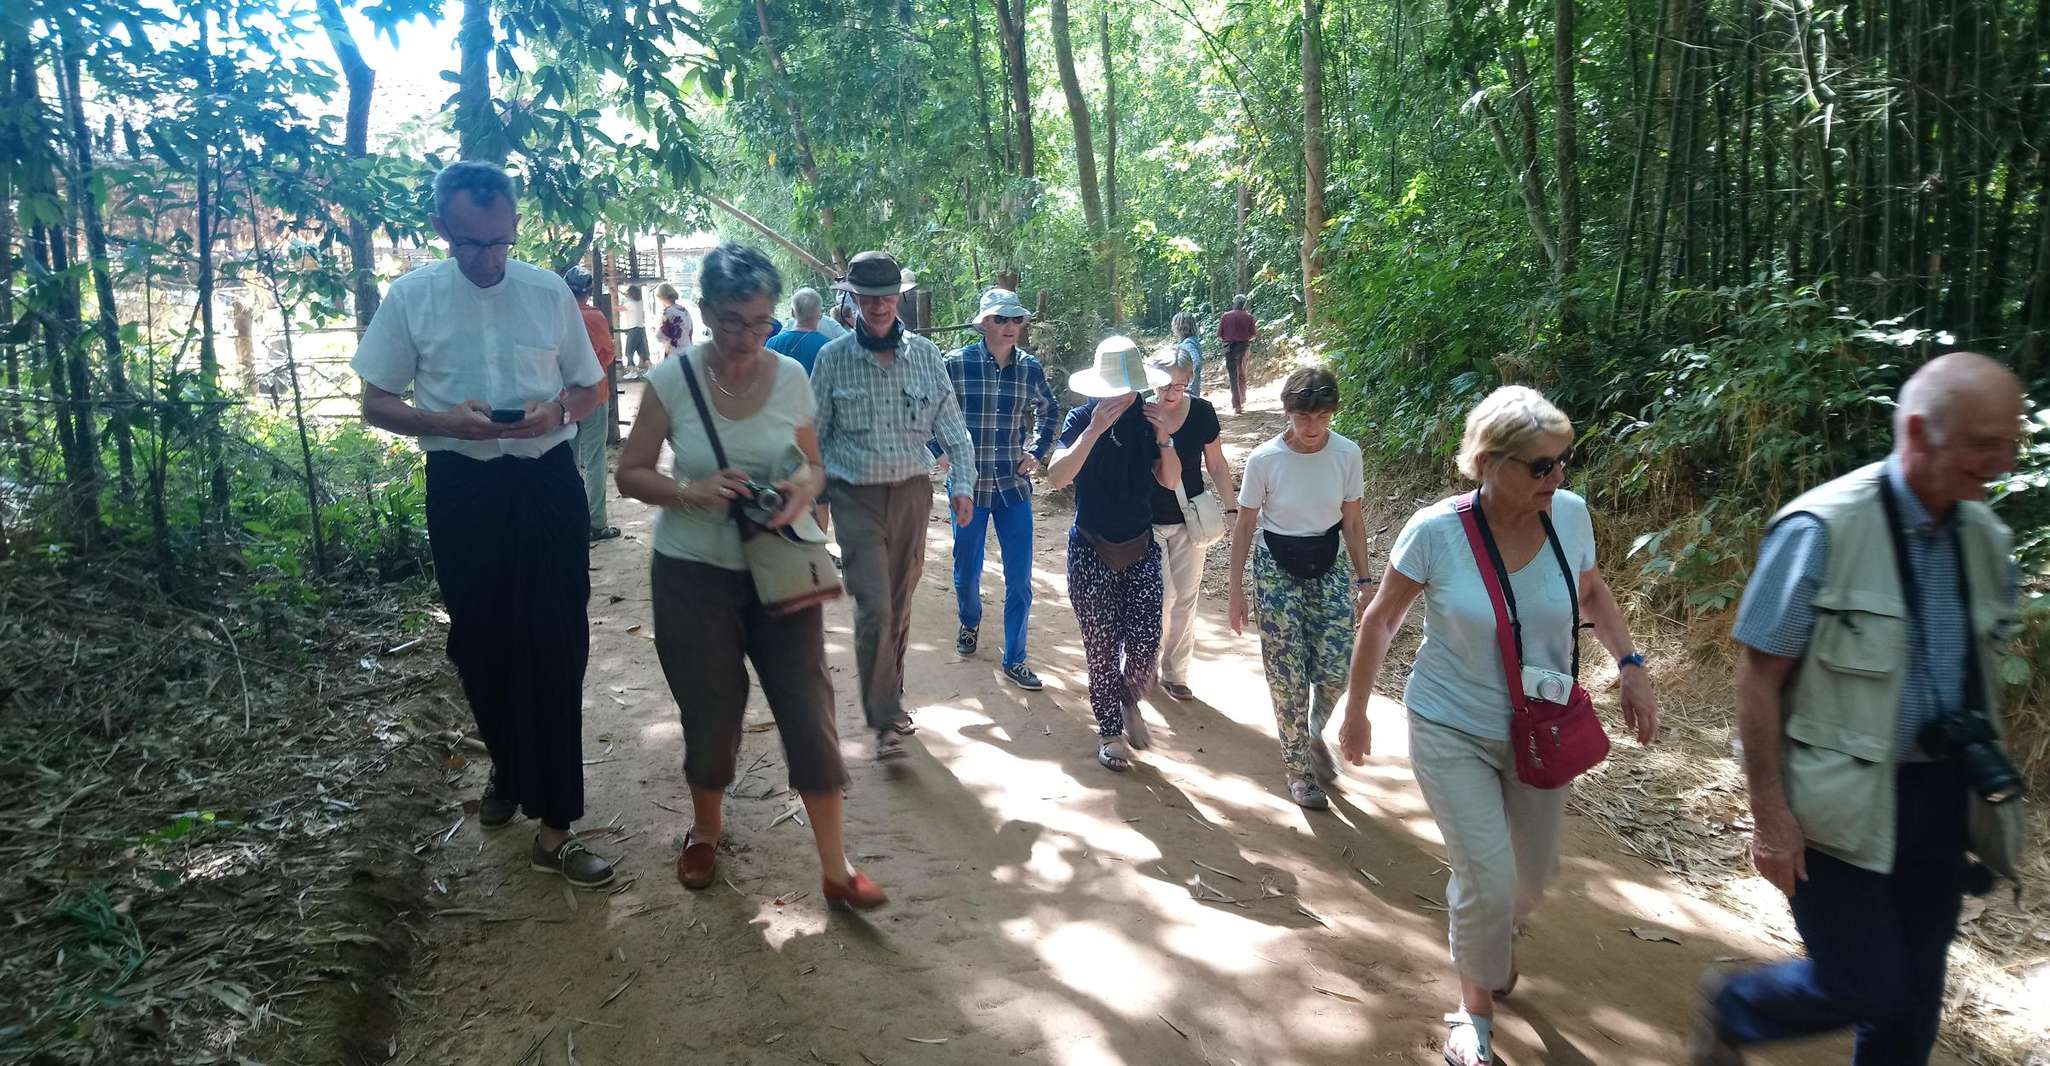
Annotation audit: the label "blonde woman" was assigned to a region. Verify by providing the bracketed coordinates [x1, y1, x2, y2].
[1336, 386, 1659, 1065]
[1147, 344, 1236, 702]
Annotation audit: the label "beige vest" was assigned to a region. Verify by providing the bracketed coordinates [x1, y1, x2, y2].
[1774, 462, 2023, 879]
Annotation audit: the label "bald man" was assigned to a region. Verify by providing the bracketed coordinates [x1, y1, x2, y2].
[1691, 352, 2027, 1065]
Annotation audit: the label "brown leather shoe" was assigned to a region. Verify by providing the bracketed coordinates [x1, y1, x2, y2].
[677, 830, 718, 890]
[822, 870, 888, 910]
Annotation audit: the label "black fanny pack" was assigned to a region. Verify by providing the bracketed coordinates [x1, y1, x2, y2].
[1263, 523, 1341, 580]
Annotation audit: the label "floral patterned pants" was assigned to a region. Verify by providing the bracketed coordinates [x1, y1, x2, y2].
[1068, 529, 1164, 738]
[1252, 538, 1356, 777]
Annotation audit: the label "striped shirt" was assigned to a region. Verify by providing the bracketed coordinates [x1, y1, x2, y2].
[1732, 457, 1994, 759]
[812, 328, 976, 498]
[931, 340, 1060, 510]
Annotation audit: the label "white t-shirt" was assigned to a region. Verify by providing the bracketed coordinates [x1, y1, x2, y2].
[351, 258, 602, 461]
[1390, 490, 1597, 741]
[646, 347, 815, 570]
[815, 316, 850, 340]
[618, 297, 645, 330]
[1237, 432, 1364, 535]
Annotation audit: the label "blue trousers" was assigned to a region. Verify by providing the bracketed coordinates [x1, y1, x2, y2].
[1712, 761, 1969, 1065]
[953, 496, 1035, 668]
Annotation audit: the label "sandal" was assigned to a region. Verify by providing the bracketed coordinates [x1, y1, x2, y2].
[1097, 737, 1134, 773]
[1443, 1010, 1496, 1066]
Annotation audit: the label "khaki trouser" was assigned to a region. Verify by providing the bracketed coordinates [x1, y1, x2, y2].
[1154, 522, 1208, 685]
[1408, 712, 1569, 989]
[828, 476, 931, 732]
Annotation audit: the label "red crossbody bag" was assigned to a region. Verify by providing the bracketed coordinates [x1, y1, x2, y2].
[1453, 492, 1610, 789]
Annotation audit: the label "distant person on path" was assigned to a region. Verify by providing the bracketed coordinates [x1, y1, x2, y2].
[1047, 336, 1178, 774]
[1172, 311, 1204, 399]
[812, 251, 977, 760]
[1337, 386, 1659, 1065]
[764, 286, 833, 374]
[1690, 352, 2025, 1066]
[1148, 343, 1236, 703]
[565, 266, 620, 542]
[1218, 294, 1256, 414]
[656, 282, 692, 362]
[1226, 367, 1370, 809]
[619, 283, 651, 377]
[614, 242, 887, 911]
[352, 160, 614, 889]
[816, 291, 851, 340]
[935, 287, 1060, 692]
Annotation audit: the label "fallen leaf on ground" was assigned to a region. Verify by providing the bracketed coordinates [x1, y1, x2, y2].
[1629, 926, 1680, 944]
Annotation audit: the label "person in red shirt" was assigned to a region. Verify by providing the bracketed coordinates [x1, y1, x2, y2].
[566, 267, 620, 541]
[1217, 294, 1256, 414]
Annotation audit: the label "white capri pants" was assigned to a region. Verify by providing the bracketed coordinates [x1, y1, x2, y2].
[1408, 712, 1570, 990]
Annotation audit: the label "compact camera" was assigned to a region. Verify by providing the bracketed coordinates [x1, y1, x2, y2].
[1921, 709, 2026, 804]
[738, 481, 786, 525]
[1520, 665, 1575, 704]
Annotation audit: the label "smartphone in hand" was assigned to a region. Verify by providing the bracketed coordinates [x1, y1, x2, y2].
[490, 408, 524, 423]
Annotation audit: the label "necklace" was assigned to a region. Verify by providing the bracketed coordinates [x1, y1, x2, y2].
[705, 354, 761, 399]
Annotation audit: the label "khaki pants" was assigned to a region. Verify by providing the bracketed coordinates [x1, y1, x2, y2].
[1408, 712, 1569, 989]
[1153, 522, 1208, 685]
[828, 476, 931, 732]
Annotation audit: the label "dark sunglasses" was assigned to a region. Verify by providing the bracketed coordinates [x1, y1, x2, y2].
[1286, 382, 1339, 404]
[991, 314, 1027, 325]
[1510, 448, 1575, 479]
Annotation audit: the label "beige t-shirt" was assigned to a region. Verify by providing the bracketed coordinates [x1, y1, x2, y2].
[350, 258, 603, 460]
[647, 346, 815, 570]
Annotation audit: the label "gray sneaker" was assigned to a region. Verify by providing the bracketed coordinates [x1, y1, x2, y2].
[956, 626, 979, 656]
[1003, 662, 1044, 691]
[531, 836, 615, 889]
[1287, 776, 1330, 810]
[1308, 738, 1340, 786]
[876, 730, 907, 760]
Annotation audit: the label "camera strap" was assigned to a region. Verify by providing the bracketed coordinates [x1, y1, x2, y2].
[1463, 492, 1582, 680]
[677, 350, 747, 527]
[1874, 473, 1983, 714]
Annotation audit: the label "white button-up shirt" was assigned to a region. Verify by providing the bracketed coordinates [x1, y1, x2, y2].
[352, 258, 604, 460]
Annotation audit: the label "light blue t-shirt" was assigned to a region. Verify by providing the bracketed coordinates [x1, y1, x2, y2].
[1390, 490, 1597, 741]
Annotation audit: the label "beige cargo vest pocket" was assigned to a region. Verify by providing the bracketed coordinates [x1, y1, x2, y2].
[1783, 587, 1907, 862]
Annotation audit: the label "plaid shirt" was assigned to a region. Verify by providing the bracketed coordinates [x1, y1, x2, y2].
[928, 340, 1060, 509]
[812, 328, 977, 498]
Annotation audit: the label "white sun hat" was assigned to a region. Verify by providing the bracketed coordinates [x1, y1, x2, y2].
[1068, 335, 1170, 398]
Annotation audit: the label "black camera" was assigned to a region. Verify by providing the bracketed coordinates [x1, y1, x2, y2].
[1920, 710, 2025, 805]
[738, 481, 785, 525]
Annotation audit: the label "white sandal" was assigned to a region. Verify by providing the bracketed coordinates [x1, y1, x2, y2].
[1443, 1010, 1496, 1066]
[1097, 736, 1134, 772]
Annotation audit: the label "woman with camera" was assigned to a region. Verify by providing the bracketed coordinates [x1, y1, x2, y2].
[1225, 367, 1371, 809]
[1334, 386, 1658, 1065]
[615, 242, 886, 910]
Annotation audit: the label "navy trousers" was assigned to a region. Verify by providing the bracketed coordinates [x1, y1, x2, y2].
[1713, 761, 1969, 1065]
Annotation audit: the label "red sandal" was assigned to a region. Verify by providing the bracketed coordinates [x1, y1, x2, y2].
[823, 870, 888, 910]
[676, 830, 718, 890]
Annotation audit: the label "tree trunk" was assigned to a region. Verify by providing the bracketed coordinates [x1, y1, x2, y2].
[991, 0, 1035, 180]
[968, 0, 1003, 171]
[1611, 0, 1666, 319]
[754, 0, 844, 269]
[1100, 2, 1124, 323]
[1235, 175, 1251, 296]
[196, 3, 229, 523]
[1552, 0, 1582, 283]
[1049, 0, 1105, 233]
[56, 23, 134, 489]
[1449, 0, 1559, 273]
[457, 0, 505, 162]
[314, 0, 380, 330]
[1301, 0, 1329, 324]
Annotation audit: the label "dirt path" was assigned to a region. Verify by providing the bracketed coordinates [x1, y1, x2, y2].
[392, 376, 1930, 1066]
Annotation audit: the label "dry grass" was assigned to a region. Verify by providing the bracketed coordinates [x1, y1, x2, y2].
[0, 560, 463, 1064]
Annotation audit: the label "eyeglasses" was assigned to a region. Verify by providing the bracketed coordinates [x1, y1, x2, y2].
[991, 314, 1027, 325]
[1510, 448, 1575, 479]
[1286, 383, 1339, 404]
[715, 316, 777, 335]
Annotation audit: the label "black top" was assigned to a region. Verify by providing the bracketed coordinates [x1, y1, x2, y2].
[1060, 399, 1162, 542]
[1150, 397, 1220, 525]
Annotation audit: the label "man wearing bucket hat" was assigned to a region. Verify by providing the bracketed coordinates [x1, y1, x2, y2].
[931, 288, 1061, 691]
[812, 251, 978, 759]
[1047, 336, 1180, 773]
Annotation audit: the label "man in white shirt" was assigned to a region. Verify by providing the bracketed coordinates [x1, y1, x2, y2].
[619, 283, 650, 376]
[351, 161, 615, 889]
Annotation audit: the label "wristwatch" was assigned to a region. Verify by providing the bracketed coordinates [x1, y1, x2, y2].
[1617, 651, 1648, 671]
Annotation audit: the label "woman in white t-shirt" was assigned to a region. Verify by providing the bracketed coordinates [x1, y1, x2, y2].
[1335, 386, 1659, 1066]
[1226, 366, 1372, 810]
[615, 242, 886, 911]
